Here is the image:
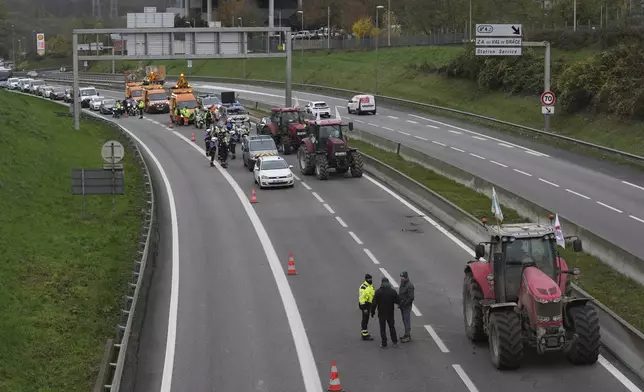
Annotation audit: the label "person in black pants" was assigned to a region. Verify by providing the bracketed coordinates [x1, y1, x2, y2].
[371, 277, 400, 348]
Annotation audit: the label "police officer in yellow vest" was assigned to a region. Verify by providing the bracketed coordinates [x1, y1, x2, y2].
[359, 273, 375, 340]
[137, 99, 145, 119]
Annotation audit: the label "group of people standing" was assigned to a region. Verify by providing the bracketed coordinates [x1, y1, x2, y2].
[359, 271, 415, 348]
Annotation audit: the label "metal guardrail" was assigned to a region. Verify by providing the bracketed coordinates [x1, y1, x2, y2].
[41, 71, 644, 164]
[5, 88, 157, 392]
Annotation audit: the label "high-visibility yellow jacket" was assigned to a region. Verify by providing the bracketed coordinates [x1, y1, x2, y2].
[358, 281, 375, 306]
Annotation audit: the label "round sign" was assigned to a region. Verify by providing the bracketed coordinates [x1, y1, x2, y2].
[37, 34, 44, 40]
[101, 140, 125, 163]
[541, 91, 556, 106]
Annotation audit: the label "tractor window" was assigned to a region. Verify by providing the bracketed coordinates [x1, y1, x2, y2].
[281, 111, 301, 123]
[504, 238, 556, 276]
[319, 125, 342, 139]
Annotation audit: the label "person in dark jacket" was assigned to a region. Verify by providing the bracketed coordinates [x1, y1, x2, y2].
[398, 271, 415, 342]
[371, 277, 400, 348]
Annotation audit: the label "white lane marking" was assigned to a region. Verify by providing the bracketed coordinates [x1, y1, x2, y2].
[498, 143, 514, 148]
[448, 130, 462, 135]
[292, 174, 301, 181]
[596, 201, 623, 213]
[388, 115, 398, 119]
[172, 131, 323, 392]
[490, 160, 508, 168]
[469, 153, 485, 160]
[426, 124, 439, 129]
[383, 126, 395, 131]
[538, 178, 560, 187]
[432, 141, 447, 147]
[398, 131, 411, 136]
[353, 119, 364, 123]
[409, 113, 549, 157]
[335, 216, 348, 228]
[379, 268, 399, 288]
[526, 150, 545, 157]
[452, 365, 479, 392]
[406, 120, 418, 124]
[623, 180, 644, 191]
[424, 325, 450, 353]
[108, 128, 180, 392]
[367, 123, 379, 127]
[565, 188, 590, 200]
[363, 248, 381, 265]
[598, 355, 642, 392]
[450, 147, 465, 152]
[363, 174, 475, 256]
[348, 231, 363, 245]
[471, 136, 487, 141]
[301, 182, 312, 190]
[311, 192, 324, 203]
[513, 169, 532, 177]
[412, 305, 422, 316]
[630, 215, 644, 224]
[323, 204, 335, 214]
[414, 135, 428, 141]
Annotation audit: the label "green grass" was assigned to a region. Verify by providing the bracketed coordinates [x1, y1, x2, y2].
[348, 138, 644, 332]
[90, 46, 644, 164]
[0, 91, 145, 391]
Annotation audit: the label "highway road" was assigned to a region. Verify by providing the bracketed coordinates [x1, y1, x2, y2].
[178, 81, 644, 263]
[69, 89, 643, 392]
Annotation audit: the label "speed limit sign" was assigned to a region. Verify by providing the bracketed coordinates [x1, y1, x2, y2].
[541, 91, 555, 106]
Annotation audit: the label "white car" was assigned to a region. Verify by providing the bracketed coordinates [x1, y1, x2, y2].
[305, 101, 331, 118]
[253, 156, 294, 189]
[89, 96, 105, 110]
[41, 86, 54, 97]
[347, 94, 376, 115]
[7, 77, 19, 89]
[26, 70, 38, 77]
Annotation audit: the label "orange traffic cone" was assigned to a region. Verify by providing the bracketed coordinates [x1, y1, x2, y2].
[191, 132, 196, 142]
[327, 360, 344, 391]
[169, 118, 173, 128]
[250, 188, 258, 204]
[287, 252, 297, 275]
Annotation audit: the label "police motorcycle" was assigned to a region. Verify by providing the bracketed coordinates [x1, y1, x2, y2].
[194, 110, 206, 129]
[216, 129, 230, 168]
[126, 99, 137, 117]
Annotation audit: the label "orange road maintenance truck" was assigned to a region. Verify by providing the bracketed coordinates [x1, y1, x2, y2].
[143, 83, 170, 114]
[143, 65, 166, 85]
[169, 74, 198, 125]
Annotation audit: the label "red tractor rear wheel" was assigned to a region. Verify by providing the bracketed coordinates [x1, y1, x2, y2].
[463, 273, 486, 342]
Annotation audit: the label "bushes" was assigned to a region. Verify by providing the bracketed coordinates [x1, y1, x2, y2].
[527, 27, 644, 50]
[437, 43, 644, 119]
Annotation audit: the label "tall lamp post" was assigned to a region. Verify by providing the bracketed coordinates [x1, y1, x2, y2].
[469, 0, 472, 41]
[375, 5, 384, 94]
[297, 10, 304, 58]
[11, 25, 15, 67]
[238, 17, 242, 27]
[387, 0, 391, 46]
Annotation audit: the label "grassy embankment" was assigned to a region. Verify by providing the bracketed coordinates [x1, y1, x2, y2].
[0, 91, 145, 390]
[91, 46, 644, 163]
[348, 138, 644, 332]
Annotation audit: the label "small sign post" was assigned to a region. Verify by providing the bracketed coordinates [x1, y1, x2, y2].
[541, 91, 555, 117]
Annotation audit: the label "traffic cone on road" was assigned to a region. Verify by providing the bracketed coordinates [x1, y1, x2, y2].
[287, 252, 297, 275]
[250, 188, 258, 204]
[191, 132, 196, 142]
[327, 360, 344, 391]
[169, 118, 173, 128]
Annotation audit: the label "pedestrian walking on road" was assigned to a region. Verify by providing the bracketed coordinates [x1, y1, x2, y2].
[398, 271, 415, 343]
[371, 277, 400, 348]
[358, 274, 375, 341]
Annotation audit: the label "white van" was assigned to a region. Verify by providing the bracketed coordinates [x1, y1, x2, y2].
[347, 94, 376, 115]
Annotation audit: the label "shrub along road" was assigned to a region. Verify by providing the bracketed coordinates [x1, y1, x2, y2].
[0, 91, 145, 391]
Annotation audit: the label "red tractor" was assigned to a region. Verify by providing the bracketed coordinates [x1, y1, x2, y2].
[258, 107, 306, 155]
[297, 118, 363, 180]
[463, 221, 600, 369]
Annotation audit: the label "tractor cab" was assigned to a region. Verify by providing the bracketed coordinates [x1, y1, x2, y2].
[303, 118, 354, 150]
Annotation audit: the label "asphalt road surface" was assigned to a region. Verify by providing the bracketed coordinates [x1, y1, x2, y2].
[175, 81, 644, 263]
[68, 88, 642, 392]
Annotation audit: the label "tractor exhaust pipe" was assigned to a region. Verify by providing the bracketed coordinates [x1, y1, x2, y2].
[493, 251, 507, 303]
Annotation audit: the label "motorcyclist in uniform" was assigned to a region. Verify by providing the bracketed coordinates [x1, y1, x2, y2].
[205, 109, 213, 129]
[204, 127, 215, 157]
[207, 135, 218, 167]
[217, 131, 229, 168]
[228, 124, 240, 159]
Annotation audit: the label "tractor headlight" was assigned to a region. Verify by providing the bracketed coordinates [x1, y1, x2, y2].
[551, 315, 562, 321]
[534, 296, 549, 304]
[537, 316, 550, 322]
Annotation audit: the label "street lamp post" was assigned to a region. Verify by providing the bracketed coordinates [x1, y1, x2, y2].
[469, 0, 472, 41]
[387, 0, 391, 46]
[297, 10, 304, 57]
[239, 17, 242, 27]
[327, 6, 331, 50]
[11, 25, 15, 66]
[376, 5, 384, 94]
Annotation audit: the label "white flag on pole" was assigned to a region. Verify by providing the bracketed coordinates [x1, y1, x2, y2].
[491, 187, 504, 222]
[554, 213, 565, 248]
